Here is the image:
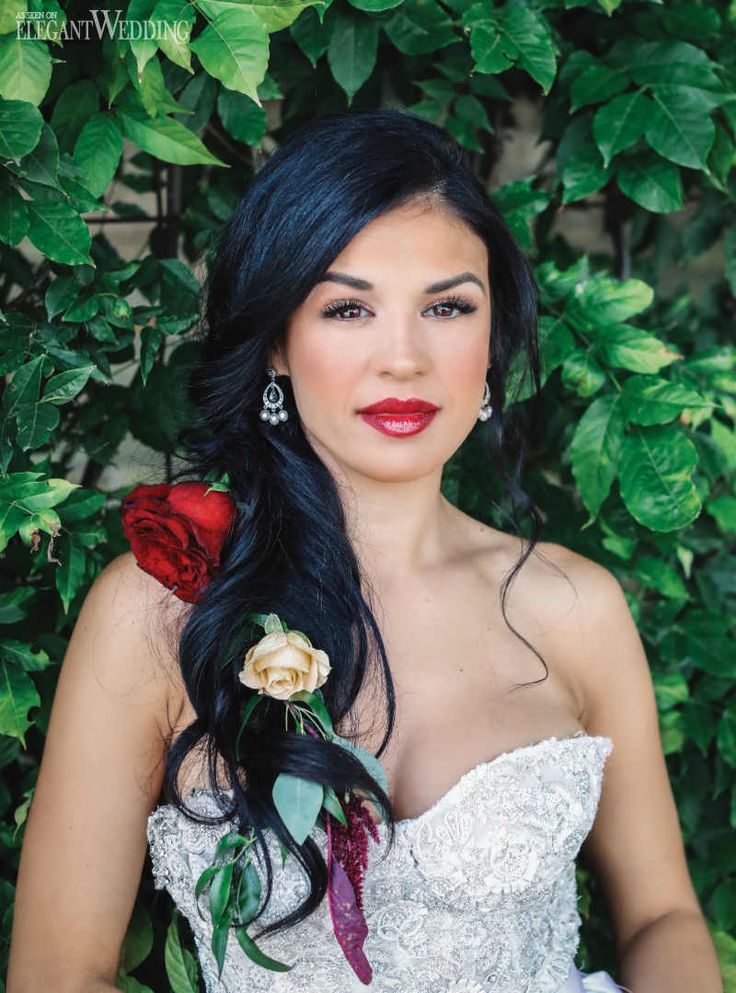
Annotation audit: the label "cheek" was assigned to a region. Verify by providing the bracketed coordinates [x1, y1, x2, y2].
[288, 326, 362, 420]
[440, 334, 490, 398]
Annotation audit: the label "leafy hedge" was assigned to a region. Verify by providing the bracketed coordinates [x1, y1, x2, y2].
[1, 1, 735, 990]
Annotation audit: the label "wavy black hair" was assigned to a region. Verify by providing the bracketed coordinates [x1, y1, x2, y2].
[158, 107, 546, 946]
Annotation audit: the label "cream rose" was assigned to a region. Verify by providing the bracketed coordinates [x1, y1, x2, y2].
[238, 630, 331, 701]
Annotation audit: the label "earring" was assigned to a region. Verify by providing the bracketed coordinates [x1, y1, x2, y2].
[478, 379, 492, 422]
[259, 367, 289, 425]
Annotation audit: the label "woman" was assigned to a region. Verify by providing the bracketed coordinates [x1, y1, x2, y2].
[7, 109, 721, 993]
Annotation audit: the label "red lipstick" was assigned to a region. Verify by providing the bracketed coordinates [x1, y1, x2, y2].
[356, 397, 439, 437]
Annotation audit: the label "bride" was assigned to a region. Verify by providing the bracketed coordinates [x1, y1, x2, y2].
[7, 108, 721, 993]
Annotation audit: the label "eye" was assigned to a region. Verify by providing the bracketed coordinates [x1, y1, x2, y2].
[320, 297, 369, 320]
[429, 295, 478, 318]
[320, 295, 478, 321]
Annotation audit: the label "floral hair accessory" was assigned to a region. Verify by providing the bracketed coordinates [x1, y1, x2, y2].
[195, 612, 386, 985]
[120, 487, 385, 984]
[120, 475, 236, 603]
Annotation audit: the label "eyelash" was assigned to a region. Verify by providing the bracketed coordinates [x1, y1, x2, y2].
[320, 295, 478, 320]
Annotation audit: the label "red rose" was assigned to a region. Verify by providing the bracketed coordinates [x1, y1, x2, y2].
[120, 481, 236, 603]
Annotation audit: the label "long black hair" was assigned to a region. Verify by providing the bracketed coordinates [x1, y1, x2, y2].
[160, 107, 545, 943]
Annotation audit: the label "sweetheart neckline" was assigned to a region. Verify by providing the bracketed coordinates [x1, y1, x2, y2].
[384, 730, 611, 828]
[165, 730, 613, 833]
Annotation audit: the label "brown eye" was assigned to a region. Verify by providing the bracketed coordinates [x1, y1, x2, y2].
[428, 295, 478, 318]
[321, 298, 369, 320]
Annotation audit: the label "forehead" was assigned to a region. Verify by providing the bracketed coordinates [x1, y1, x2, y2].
[318, 202, 488, 289]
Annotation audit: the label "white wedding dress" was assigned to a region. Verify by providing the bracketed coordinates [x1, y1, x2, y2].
[146, 730, 632, 993]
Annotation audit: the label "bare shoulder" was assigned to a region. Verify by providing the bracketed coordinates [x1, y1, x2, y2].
[83, 550, 192, 737]
[523, 540, 637, 726]
[459, 518, 627, 723]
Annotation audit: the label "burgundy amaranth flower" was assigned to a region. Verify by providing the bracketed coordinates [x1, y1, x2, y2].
[330, 792, 380, 911]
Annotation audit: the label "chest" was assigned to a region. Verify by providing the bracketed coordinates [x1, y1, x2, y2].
[170, 546, 585, 818]
[330, 569, 583, 821]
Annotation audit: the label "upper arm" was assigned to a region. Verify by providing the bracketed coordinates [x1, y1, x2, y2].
[541, 544, 704, 954]
[7, 551, 190, 993]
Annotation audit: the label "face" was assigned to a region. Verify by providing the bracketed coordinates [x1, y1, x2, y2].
[271, 200, 492, 486]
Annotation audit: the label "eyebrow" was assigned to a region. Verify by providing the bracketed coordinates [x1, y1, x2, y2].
[316, 270, 486, 295]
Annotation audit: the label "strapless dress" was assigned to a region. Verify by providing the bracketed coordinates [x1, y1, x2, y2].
[147, 731, 633, 992]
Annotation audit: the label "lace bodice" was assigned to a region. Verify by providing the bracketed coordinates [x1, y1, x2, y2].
[146, 731, 614, 993]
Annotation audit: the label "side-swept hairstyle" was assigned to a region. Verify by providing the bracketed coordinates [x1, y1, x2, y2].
[161, 107, 544, 943]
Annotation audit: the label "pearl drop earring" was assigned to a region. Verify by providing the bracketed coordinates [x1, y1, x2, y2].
[478, 379, 493, 422]
[259, 367, 289, 425]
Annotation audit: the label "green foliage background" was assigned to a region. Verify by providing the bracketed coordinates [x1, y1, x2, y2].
[1, 0, 735, 989]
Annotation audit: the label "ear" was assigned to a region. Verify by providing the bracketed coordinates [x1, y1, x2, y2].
[267, 346, 289, 377]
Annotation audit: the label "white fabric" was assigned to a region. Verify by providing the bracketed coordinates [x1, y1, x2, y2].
[147, 731, 624, 992]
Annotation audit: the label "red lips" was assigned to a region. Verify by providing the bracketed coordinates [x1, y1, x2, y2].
[357, 397, 439, 437]
[356, 397, 439, 414]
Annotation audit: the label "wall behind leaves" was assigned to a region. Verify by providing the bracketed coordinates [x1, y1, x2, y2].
[1, 0, 735, 990]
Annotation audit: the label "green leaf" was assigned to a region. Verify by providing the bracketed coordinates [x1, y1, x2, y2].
[290, 5, 334, 66]
[572, 277, 654, 324]
[55, 533, 87, 614]
[234, 922, 293, 972]
[707, 495, 736, 534]
[569, 393, 625, 517]
[118, 903, 154, 974]
[48, 80, 100, 154]
[19, 477, 80, 511]
[217, 88, 266, 145]
[724, 226, 736, 296]
[538, 316, 576, 383]
[332, 734, 388, 795]
[191, 3, 269, 105]
[211, 906, 233, 978]
[382, 0, 456, 57]
[0, 640, 51, 671]
[0, 169, 28, 245]
[0, 97, 44, 161]
[116, 109, 228, 167]
[618, 426, 701, 531]
[619, 39, 723, 90]
[0, 36, 52, 106]
[322, 786, 348, 826]
[653, 670, 689, 710]
[26, 200, 94, 266]
[465, 1, 557, 95]
[560, 349, 606, 397]
[9, 122, 61, 190]
[127, 0, 160, 78]
[153, 0, 197, 71]
[349, 0, 403, 9]
[621, 375, 710, 426]
[288, 689, 334, 735]
[717, 709, 736, 769]
[249, 1, 323, 32]
[645, 85, 716, 170]
[235, 859, 261, 925]
[209, 861, 234, 924]
[73, 113, 123, 198]
[616, 149, 684, 213]
[569, 62, 630, 113]
[0, 659, 39, 747]
[491, 177, 550, 250]
[15, 401, 60, 450]
[272, 772, 323, 845]
[164, 909, 200, 993]
[634, 556, 689, 600]
[597, 325, 683, 375]
[561, 140, 612, 204]
[592, 90, 652, 168]
[327, 8, 379, 105]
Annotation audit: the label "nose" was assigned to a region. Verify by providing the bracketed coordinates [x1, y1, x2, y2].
[372, 312, 432, 379]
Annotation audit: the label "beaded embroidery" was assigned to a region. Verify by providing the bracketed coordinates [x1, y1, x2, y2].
[147, 732, 613, 992]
